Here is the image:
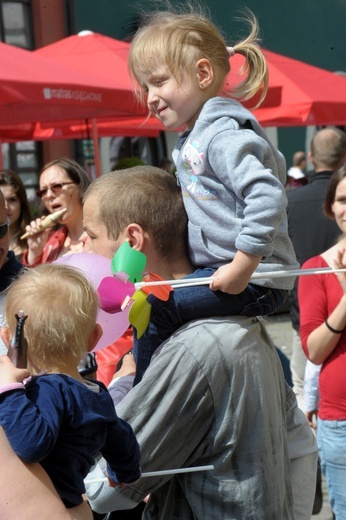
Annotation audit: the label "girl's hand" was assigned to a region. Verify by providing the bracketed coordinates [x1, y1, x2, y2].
[210, 263, 250, 294]
[333, 247, 346, 294]
[0, 355, 30, 386]
[210, 251, 261, 294]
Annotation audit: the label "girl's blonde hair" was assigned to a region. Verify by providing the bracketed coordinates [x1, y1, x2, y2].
[4, 264, 99, 372]
[128, 8, 268, 108]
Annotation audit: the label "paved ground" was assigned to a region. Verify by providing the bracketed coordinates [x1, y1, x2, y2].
[264, 312, 334, 520]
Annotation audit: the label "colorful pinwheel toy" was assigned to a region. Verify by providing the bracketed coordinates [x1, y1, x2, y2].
[97, 241, 172, 339]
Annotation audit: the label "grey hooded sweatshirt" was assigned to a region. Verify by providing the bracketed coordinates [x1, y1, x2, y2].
[172, 96, 299, 290]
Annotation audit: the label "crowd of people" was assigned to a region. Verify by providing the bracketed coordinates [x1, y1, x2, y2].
[0, 4, 345, 520]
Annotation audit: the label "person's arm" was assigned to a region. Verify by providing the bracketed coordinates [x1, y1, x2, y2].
[0, 372, 65, 462]
[299, 250, 346, 365]
[100, 403, 141, 486]
[208, 130, 288, 295]
[107, 352, 136, 405]
[0, 427, 92, 520]
[85, 461, 139, 512]
[303, 360, 321, 428]
[86, 342, 214, 514]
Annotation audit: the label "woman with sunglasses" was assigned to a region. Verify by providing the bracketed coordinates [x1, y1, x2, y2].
[22, 158, 90, 267]
[0, 169, 32, 261]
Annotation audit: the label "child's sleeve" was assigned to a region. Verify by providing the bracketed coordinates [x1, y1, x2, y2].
[0, 378, 64, 462]
[101, 415, 141, 485]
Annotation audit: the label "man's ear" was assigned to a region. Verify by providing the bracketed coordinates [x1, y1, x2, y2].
[125, 223, 146, 252]
[196, 58, 214, 88]
[87, 323, 103, 353]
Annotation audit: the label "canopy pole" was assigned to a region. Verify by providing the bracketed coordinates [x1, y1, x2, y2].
[91, 118, 101, 178]
[0, 142, 3, 170]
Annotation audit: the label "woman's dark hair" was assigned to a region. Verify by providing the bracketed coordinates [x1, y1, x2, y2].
[0, 169, 32, 248]
[324, 164, 346, 219]
[39, 158, 91, 196]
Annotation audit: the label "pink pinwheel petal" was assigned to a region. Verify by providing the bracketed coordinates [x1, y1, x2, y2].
[98, 276, 135, 313]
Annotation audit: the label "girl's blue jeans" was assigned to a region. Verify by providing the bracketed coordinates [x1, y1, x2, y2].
[318, 418, 346, 519]
[133, 267, 287, 384]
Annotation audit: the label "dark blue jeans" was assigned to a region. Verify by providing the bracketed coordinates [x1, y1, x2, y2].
[133, 267, 287, 385]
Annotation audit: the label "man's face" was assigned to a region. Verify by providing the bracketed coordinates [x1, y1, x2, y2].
[83, 194, 120, 259]
[0, 194, 9, 270]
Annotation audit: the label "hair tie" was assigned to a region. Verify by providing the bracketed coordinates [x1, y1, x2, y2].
[227, 46, 235, 57]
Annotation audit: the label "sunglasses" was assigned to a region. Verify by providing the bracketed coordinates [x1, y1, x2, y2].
[0, 220, 9, 239]
[36, 181, 76, 199]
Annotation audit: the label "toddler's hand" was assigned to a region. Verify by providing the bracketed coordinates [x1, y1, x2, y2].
[107, 477, 127, 489]
[0, 355, 30, 386]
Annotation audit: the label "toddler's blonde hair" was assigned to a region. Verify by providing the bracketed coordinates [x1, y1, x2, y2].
[4, 264, 99, 373]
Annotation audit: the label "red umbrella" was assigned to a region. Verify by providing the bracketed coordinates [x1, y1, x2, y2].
[0, 33, 283, 173]
[35, 31, 280, 107]
[0, 32, 281, 145]
[0, 37, 159, 174]
[0, 31, 273, 143]
[250, 49, 346, 127]
[0, 40, 147, 125]
[0, 116, 163, 142]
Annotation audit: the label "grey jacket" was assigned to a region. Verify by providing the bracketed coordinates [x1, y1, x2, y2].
[172, 97, 299, 289]
[87, 316, 295, 519]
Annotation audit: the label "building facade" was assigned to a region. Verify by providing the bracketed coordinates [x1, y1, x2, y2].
[1, 0, 346, 187]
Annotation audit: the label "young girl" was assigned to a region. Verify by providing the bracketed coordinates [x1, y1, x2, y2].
[0, 264, 141, 508]
[128, 8, 299, 382]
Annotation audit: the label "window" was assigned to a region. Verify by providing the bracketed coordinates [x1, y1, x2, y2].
[0, 0, 33, 48]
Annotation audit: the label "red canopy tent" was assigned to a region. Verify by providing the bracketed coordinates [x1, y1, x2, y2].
[0, 31, 279, 172]
[0, 32, 276, 145]
[34, 30, 281, 109]
[235, 49, 346, 127]
[17, 32, 346, 136]
[0, 38, 160, 173]
[0, 40, 148, 124]
[0, 116, 163, 142]
[3, 33, 345, 171]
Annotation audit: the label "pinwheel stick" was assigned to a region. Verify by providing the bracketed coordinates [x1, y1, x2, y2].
[135, 267, 346, 290]
[85, 464, 214, 484]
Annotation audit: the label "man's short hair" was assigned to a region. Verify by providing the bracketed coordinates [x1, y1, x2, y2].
[310, 126, 346, 170]
[84, 166, 188, 261]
